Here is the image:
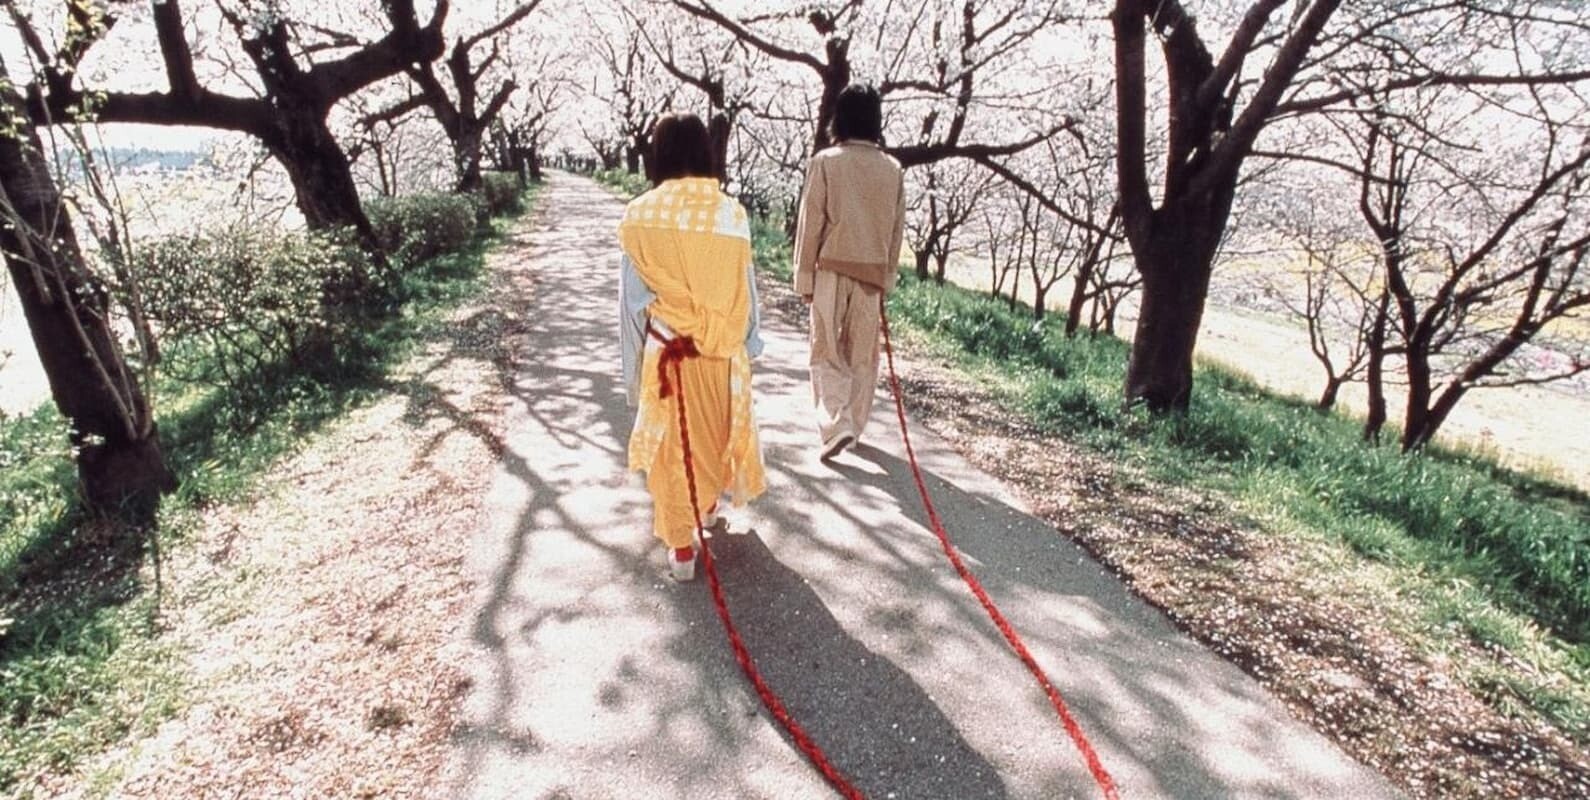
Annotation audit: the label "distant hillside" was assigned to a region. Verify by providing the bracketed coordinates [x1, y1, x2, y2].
[102, 147, 205, 172]
[51, 146, 207, 178]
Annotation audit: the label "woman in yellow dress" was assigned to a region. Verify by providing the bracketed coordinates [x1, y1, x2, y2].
[618, 112, 766, 581]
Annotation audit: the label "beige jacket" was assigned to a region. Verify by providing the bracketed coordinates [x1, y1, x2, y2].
[793, 141, 907, 295]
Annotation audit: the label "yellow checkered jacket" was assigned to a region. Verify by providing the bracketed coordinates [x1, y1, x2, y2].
[617, 177, 766, 503]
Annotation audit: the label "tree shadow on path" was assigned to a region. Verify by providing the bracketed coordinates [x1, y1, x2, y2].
[668, 527, 1013, 799]
[449, 172, 1395, 800]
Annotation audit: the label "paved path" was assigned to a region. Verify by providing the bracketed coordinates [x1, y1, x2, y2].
[447, 172, 1399, 799]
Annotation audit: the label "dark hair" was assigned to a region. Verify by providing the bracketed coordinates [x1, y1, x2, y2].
[830, 83, 883, 144]
[646, 112, 716, 185]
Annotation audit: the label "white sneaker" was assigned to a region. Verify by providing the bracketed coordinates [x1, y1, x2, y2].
[669, 547, 697, 581]
[705, 505, 747, 535]
[820, 431, 855, 461]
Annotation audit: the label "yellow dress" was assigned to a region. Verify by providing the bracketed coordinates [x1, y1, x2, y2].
[618, 177, 767, 548]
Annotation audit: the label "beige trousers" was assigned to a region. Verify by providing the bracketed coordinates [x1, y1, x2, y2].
[809, 270, 883, 443]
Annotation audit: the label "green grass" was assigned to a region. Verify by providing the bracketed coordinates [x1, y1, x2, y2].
[0, 183, 540, 795]
[877, 269, 1590, 740]
[884, 275, 1589, 639]
[591, 167, 651, 198]
[0, 413, 75, 598]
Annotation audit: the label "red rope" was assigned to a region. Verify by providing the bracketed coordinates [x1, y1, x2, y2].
[877, 297, 1122, 800]
[655, 335, 699, 399]
[664, 343, 866, 800]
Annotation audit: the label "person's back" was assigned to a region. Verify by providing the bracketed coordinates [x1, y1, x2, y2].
[792, 84, 907, 460]
[618, 112, 765, 582]
[795, 141, 905, 295]
[620, 176, 754, 359]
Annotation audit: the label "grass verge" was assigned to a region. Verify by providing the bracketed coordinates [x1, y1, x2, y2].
[592, 168, 650, 198]
[878, 267, 1590, 744]
[0, 183, 541, 795]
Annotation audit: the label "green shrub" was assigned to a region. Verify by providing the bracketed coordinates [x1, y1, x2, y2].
[134, 228, 368, 397]
[481, 171, 525, 217]
[365, 192, 481, 266]
[592, 168, 651, 199]
[752, 216, 794, 281]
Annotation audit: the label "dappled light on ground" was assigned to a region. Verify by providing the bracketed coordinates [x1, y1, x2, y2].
[447, 174, 1396, 799]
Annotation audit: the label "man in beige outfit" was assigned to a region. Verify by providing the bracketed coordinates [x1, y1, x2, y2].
[793, 84, 907, 460]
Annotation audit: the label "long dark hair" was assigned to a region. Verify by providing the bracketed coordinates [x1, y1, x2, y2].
[829, 83, 883, 144]
[646, 112, 715, 185]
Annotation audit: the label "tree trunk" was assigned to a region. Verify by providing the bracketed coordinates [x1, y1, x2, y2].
[511, 146, 527, 186]
[1400, 347, 1436, 452]
[1402, 407, 1429, 452]
[1120, 177, 1228, 411]
[266, 113, 380, 251]
[813, 48, 851, 153]
[454, 127, 485, 193]
[625, 145, 642, 174]
[261, 111, 386, 305]
[1065, 263, 1091, 337]
[914, 248, 931, 281]
[527, 143, 543, 181]
[1067, 226, 1112, 337]
[1033, 285, 1048, 320]
[1406, 383, 1465, 452]
[1317, 377, 1342, 411]
[933, 251, 948, 285]
[0, 72, 174, 522]
[1123, 242, 1214, 412]
[374, 140, 395, 197]
[708, 112, 731, 181]
[783, 209, 798, 241]
[1362, 294, 1389, 442]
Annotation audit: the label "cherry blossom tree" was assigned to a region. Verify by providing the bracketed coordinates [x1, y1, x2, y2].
[366, 1, 544, 192]
[0, 44, 172, 520]
[1110, 0, 1590, 411]
[19, 0, 449, 267]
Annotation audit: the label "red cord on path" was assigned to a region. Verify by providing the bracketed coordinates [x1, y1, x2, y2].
[664, 347, 867, 800]
[878, 297, 1122, 800]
